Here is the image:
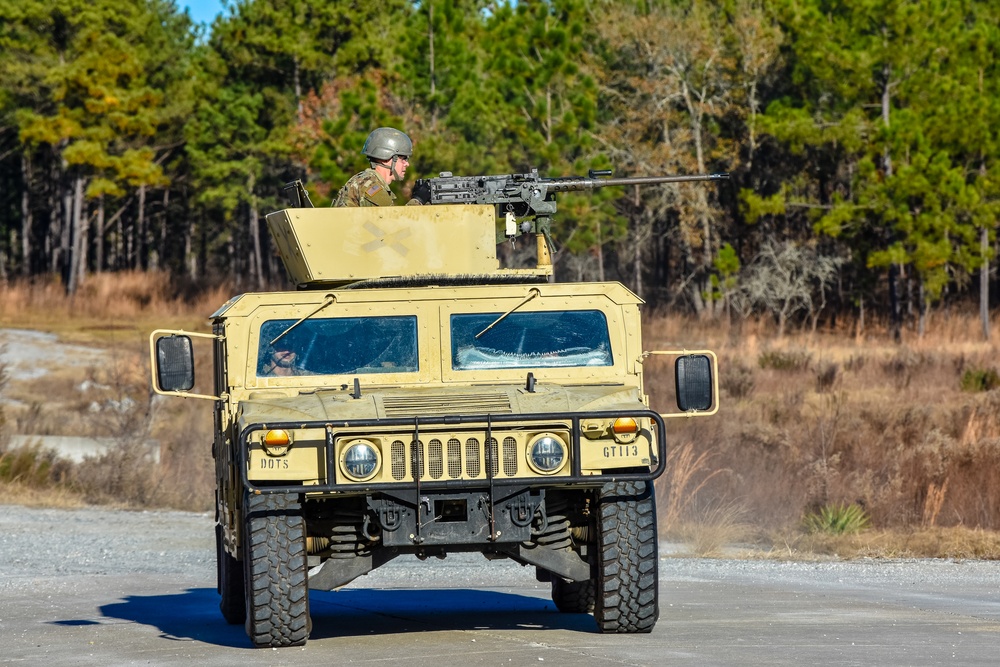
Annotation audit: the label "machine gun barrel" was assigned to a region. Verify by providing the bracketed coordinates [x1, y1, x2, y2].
[544, 172, 730, 193]
[414, 168, 731, 268]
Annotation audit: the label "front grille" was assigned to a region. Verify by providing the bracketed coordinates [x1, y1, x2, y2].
[428, 439, 443, 479]
[382, 392, 513, 417]
[466, 438, 480, 477]
[447, 438, 462, 477]
[390, 434, 520, 481]
[391, 440, 406, 479]
[503, 437, 518, 476]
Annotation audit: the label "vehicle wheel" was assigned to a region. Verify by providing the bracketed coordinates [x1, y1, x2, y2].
[243, 491, 310, 647]
[216, 523, 245, 624]
[594, 480, 658, 633]
[551, 577, 596, 613]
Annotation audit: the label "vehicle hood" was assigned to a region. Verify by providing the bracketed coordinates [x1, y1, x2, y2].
[236, 383, 646, 429]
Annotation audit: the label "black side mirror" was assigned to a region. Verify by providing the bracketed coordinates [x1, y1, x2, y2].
[156, 335, 195, 392]
[675, 354, 713, 412]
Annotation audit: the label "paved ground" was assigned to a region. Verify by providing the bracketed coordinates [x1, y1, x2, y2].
[2, 506, 1000, 666]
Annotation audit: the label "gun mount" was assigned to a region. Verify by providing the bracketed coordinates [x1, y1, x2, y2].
[415, 168, 729, 263]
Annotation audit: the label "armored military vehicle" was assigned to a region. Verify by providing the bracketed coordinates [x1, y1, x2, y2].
[150, 172, 720, 648]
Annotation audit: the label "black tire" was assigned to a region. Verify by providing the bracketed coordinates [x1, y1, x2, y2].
[594, 480, 658, 633]
[551, 577, 596, 613]
[216, 523, 246, 624]
[243, 492, 310, 648]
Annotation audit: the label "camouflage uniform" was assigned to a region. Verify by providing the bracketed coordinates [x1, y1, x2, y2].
[334, 168, 396, 207]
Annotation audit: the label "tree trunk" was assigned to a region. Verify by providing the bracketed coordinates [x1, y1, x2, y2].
[95, 196, 105, 272]
[183, 185, 196, 279]
[152, 188, 169, 271]
[881, 60, 902, 342]
[70, 176, 89, 294]
[198, 209, 208, 281]
[117, 205, 126, 271]
[918, 281, 927, 338]
[293, 55, 302, 119]
[66, 175, 84, 293]
[248, 172, 264, 290]
[632, 185, 643, 299]
[982, 226, 990, 341]
[881, 64, 893, 179]
[136, 185, 147, 270]
[58, 166, 73, 279]
[185, 217, 196, 279]
[20, 153, 33, 276]
[428, 0, 437, 130]
[228, 227, 238, 290]
[889, 263, 902, 343]
[634, 240, 642, 301]
[856, 295, 865, 340]
[250, 204, 263, 289]
[690, 280, 706, 316]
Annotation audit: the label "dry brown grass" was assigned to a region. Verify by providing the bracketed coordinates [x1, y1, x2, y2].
[0, 271, 221, 511]
[657, 442, 727, 528]
[0, 479, 88, 509]
[646, 309, 1000, 555]
[668, 501, 754, 557]
[3, 274, 1000, 556]
[0, 271, 229, 344]
[760, 526, 1000, 560]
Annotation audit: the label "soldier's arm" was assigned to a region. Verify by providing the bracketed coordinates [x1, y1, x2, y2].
[361, 182, 395, 206]
[333, 184, 361, 207]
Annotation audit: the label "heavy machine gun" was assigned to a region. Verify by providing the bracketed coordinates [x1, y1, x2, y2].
[414, 168, 729, 263]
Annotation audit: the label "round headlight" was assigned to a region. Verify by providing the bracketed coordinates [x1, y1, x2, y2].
[528, 435, 566, 474]
[341, 440, 380, 481]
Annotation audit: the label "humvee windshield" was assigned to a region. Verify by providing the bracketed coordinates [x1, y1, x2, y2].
[257, 316, 418, 376]
[451, 310, 613, 370]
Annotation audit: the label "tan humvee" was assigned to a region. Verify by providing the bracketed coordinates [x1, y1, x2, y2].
[150, 203, 718, 648]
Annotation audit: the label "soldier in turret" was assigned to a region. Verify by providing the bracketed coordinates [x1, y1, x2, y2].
[334, 127, 425, 207]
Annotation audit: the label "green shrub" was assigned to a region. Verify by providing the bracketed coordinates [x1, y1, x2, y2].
[960, 367, 1000, 392]
[0, 442, 68, 487]
[803, 503, 871, 535]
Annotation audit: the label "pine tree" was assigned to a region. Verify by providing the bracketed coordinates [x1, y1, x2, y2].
[3, 0, 195, 288]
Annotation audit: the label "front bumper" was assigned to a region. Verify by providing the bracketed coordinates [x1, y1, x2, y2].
[238, 409, 667, 495]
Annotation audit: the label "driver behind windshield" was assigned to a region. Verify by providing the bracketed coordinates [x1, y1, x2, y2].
[260, 334, 306, 377]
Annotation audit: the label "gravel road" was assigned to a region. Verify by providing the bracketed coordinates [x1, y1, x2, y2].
[0, 506, 214, 581]
[3, 504, 1000, 666]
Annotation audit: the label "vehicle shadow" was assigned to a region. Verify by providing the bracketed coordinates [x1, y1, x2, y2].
[98, 588, 247, 648]
[308, 588, 597, 639]
[97, 587, 596, 648]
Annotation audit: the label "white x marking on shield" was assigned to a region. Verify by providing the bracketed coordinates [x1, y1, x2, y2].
[362, 222, 411, 256]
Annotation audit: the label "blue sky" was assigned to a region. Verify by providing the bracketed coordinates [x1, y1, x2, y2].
[184, 1, 225, 26]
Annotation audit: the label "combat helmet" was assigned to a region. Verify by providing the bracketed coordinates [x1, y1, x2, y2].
[362, 127, 413, 161]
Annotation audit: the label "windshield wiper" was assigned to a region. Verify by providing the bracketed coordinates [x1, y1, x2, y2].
[269, 294, 336, 347]
[475, 288, 541, 339]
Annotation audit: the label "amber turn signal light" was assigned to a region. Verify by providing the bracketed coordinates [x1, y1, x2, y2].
[264, 429, 292, 447]
[612, 417, 638, 434]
